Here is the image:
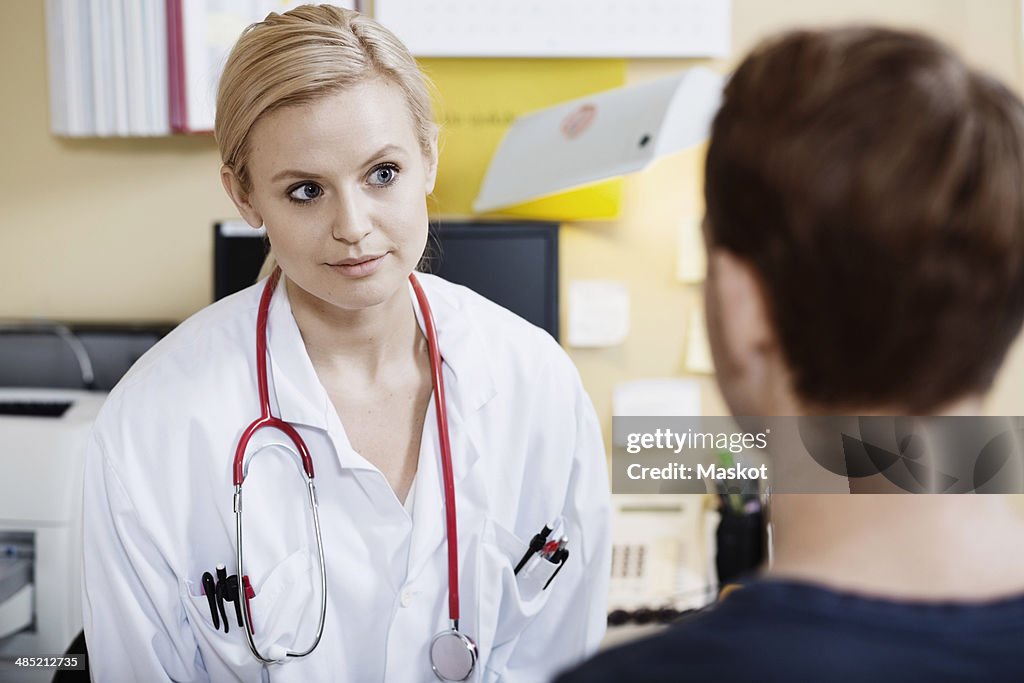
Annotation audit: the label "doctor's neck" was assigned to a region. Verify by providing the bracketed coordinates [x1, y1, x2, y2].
[284, 275, 426, 385]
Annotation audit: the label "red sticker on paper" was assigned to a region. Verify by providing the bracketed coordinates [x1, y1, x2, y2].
[561, 103, 597, 140]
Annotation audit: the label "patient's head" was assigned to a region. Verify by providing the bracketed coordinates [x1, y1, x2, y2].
[702, 26, 1024, 415]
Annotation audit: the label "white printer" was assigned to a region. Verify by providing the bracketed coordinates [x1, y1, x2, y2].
[0, 388, 106, 657]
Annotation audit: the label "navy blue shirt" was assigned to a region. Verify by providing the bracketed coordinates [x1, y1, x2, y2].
[555, 579, 1024, 682]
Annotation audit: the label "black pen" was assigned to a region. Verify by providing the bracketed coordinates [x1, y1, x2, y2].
[544, 546, 569, 590]
[215, 564, 230, 633]
[515, 522, 554, 575]
[221, 574, 245, 628]
[201, 572, 219, 630]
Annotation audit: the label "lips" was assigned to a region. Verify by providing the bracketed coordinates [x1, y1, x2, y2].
[329, 254, 386, 267]
[326, 253, 387, 278]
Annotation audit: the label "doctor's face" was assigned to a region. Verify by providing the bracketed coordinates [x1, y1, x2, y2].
[228, 78, 438, 312]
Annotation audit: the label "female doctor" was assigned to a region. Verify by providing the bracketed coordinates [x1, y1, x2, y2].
[81, 5, 610, 682]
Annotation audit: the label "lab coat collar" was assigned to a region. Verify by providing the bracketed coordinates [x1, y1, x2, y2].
[407, 273, 497, 419]
[263, 273, 497, 481]
[264, 280, 336, 434]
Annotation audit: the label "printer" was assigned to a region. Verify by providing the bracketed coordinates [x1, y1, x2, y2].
[0, 388, 106, 657]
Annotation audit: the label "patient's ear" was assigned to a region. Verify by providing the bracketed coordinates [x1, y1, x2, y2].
[220, 165, 263, 229]
[705, 248, 781, 413]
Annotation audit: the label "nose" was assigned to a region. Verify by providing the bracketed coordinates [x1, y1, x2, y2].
[331, 189, 372, 244]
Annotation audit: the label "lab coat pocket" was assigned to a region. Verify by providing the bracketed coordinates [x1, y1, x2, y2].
[481, 519, 556, 649]
[181, 575, 259, 675]
[514, 553, 562, 597]
[247, 547, 319, 658]
[181, 547, 317, 667]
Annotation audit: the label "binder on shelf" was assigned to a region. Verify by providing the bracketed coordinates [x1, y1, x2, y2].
[47, 0, 333, 136]
[167, 0, 185, 133]
[46, 0, 170, 137]
[166, 0, 345, 133]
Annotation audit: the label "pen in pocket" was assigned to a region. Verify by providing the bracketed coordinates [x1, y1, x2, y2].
[514, 521, 555, 575]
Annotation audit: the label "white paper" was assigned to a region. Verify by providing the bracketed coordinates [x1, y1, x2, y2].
[685, 309, 715, 374]
[676, 215, 707, 283]
[474, 68, 723, 213]
[612, 378, 701, 418]
[568, 280, 630, 348]
[374, 0, 731, 58]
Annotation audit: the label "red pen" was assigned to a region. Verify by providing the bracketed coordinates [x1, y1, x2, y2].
[242, 575, 255, 635]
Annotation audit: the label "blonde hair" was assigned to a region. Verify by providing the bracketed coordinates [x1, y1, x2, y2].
[215, 4, 437, 192]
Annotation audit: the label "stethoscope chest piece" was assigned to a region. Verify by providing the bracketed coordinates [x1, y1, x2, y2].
[430, 627, 478, 681]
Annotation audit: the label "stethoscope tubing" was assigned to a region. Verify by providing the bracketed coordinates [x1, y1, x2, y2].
[234, 477, 328, 662]
[232, 268, 328, 662]
[409, 274, 461, 625]
[233, 268, 315, 485]
[231, 268, 464, 665]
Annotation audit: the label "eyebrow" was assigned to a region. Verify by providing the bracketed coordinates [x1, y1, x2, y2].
[270, 144, 406, 183]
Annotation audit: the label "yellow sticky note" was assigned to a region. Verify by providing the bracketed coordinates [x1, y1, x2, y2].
[493, 178, 623, 221]
[420, 58, 627, 219]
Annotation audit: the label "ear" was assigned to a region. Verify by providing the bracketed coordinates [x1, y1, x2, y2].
[220, 165, 263, 229]
[423, 127, 439, 195]
[705, 248, 780, 407]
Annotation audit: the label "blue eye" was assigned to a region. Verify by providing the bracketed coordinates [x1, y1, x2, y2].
[288, 183, 323, 203]
[369, 164, 399, 187]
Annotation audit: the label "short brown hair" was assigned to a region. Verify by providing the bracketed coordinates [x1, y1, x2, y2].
[704, 26, 1024, 412]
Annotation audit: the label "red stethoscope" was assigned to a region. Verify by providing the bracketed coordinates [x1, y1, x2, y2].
[231, 268, 477, 681]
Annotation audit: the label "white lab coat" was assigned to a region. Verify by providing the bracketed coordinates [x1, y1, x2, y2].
[81, 273, 611, 683]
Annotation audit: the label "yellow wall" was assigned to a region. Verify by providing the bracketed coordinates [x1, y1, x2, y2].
[2, 0, 1023, 428]
[564, 0, 1024, 424]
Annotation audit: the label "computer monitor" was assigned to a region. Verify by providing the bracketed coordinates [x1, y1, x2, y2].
[423, 221, 559, 339]
[213, 220, 560, 339]
[213, 221, 268, 302]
